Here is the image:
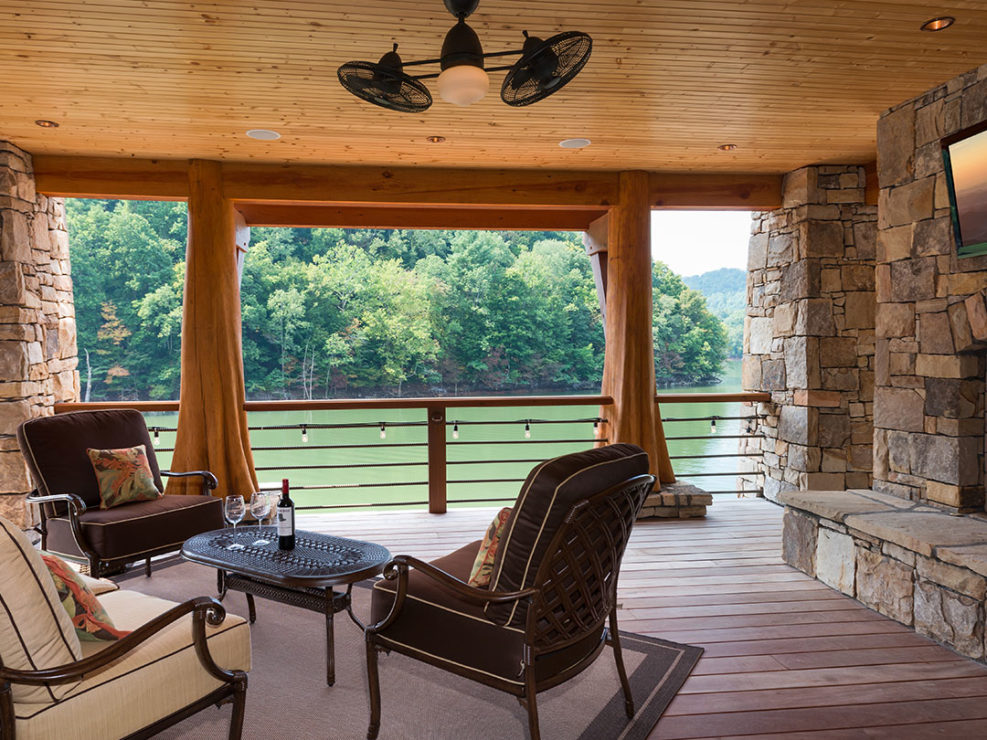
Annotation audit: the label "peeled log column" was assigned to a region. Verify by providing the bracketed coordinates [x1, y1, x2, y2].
[601, 171, 675, 484]
[167, 160, 258, 497]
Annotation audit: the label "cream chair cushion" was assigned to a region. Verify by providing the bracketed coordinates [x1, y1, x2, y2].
[13, 589, 251, 740]
[0, 516, 82, 704]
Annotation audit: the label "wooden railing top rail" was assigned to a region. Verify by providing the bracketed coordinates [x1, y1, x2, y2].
[656, 392, 771, 403]
[53, 391, 770, 414]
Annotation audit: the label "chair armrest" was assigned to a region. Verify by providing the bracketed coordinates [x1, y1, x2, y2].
[366, 555, 538, 634]
[26, 491, 87, 515]
[0, 596, 239, 686]
[162, 470, 219, 492]
[390, 555, 538, 605]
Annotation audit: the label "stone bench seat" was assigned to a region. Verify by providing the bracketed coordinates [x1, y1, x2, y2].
[778, 489, 987, 661]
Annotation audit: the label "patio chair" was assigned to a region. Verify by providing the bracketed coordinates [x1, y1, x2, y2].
[17, 409, 224, 578]
[0, 515, 249, 739]
[365, 443, 654, 740]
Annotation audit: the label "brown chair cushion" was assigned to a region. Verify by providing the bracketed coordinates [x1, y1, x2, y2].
[18, 410, 164, 511]
[485, 444, 649, 627]
[371, 542, 603, 689]
[44, 495, 223, 562]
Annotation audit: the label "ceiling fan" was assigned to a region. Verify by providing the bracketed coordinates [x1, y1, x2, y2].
[337, 0, 592, 113]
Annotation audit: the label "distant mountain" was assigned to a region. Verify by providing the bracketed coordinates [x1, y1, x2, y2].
[683, 268, 746, 357]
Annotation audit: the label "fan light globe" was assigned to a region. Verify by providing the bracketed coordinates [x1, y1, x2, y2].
[437, 65, 489, 106]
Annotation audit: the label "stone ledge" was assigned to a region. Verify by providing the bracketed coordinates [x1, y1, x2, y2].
[777, 488, 915, 522]
[781, 488, 987, 662]
[638, 482, 712, 520]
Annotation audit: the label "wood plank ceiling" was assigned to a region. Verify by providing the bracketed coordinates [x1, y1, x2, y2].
[1, 1, 986, 174]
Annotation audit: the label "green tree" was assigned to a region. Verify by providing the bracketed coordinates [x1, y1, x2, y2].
[652, 261, 727, 385]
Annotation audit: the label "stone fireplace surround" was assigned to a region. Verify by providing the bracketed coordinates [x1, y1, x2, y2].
[768, 62, 987, 662]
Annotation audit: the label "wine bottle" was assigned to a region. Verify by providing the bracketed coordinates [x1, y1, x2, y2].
[277, 478, 295, 550]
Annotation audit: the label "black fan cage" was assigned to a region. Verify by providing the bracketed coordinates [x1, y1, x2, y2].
[501, 31, 592, 107]
[337, 61, 433, 113]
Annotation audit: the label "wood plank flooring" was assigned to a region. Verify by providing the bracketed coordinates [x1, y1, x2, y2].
[300, 498, 987, 739]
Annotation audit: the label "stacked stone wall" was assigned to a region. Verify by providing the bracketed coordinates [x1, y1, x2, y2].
[873, 63, 987, 512]
[0, 141, 78, 527]
[741, 166, 877, 499]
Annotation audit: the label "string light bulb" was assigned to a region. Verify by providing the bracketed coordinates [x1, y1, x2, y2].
[152, 427, 160, 446]
[379, 422, 387, 440]
[452, 422, 459, 440]
[524, 420, 531, 439]
[301, 425, 308, 444]
[710, 417, 718, 435]
[593, 419, 599, 430]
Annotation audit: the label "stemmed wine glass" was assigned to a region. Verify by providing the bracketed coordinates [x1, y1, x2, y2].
[250, 492, 271, 546]
[224, 494, 246, 550]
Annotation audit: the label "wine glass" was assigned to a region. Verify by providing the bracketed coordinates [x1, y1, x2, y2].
[250, 492, 271, 545]
[224, 495, 246, 550]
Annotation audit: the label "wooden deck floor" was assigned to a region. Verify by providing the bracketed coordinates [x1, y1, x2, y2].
[301, 498, 987, 739]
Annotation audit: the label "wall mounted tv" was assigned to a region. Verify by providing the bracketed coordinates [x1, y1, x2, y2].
[942, 119, 987, 258]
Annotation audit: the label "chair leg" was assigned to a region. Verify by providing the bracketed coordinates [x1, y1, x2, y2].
[609, 608, 635, 719]
[524, 664, 541, 740]
[366, 636, 382, 740]
[227, 675, 248, 740]
[145, 557, 152, 577]
[89, 556, 101, 579]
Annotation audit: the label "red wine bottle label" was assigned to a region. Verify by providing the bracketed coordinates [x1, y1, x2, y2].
[277, 506, 294, 537]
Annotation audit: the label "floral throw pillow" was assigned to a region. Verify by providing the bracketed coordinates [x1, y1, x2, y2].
[468, 507, 513, 588]
[40, 553, 130, 642]
[86, 444, 161, 509]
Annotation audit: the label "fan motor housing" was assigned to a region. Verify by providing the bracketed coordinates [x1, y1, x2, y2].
[443, 0, 480, 18]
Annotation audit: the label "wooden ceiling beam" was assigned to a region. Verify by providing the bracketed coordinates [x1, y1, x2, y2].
[234, 203, 609, 231]
[32, 156, 190, 200]
[650, 173, 782, 210]
[33, 155, 782, 211]
[220, 163, 618, 208]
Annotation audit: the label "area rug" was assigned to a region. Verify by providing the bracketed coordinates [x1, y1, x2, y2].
[113, 558, 701, 740]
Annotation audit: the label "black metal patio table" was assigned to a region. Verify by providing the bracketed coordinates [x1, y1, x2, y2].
[182, 527, 390, 685]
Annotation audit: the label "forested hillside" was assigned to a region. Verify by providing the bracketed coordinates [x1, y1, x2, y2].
[683, 267, 746, 357]
[68, 200, 728, 400]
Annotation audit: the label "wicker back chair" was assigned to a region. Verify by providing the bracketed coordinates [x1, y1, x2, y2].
[365, 444, 654, 740]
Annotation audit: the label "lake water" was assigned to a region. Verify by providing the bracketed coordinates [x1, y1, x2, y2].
[149, 359, 749, 510]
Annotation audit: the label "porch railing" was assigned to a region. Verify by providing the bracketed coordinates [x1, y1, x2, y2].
[54, 392, 769, 512]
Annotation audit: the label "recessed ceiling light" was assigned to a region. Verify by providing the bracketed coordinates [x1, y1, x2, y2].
[425, 135, 446, 143]
[559, 138, 591, 149]
[921, 16, 955, 31]
[34, 119, 59, 128]
[245, 129, 281, 140]
[717, 143, 738, 151]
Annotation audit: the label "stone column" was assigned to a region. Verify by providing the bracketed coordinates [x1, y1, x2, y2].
[741, 166, 877, 499]
[0, 141, 79, 527]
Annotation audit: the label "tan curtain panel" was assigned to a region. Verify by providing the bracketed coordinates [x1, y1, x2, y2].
[166, 160, 258, 497]
[600, 171, 675, 485]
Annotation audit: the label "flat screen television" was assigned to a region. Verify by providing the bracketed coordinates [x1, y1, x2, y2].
[942, 119, 987, 258]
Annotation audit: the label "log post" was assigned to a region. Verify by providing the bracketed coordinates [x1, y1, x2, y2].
[600, 171, 675, 484]
[167, 160, 258, 497]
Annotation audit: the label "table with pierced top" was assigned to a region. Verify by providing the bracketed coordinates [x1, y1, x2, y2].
[181, 527, 390, 685]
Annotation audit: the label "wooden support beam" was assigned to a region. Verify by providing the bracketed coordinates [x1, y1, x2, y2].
[601, 171, 675, 485]
[234, 202, 608, 231]
[33, 156, 189, 200]
[34, 155, 783, 211]
[167, 159, 257, 497]
[221, 163, 617, 207]
[650, 173, 782, 210]
[863, 160, 879, 206]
